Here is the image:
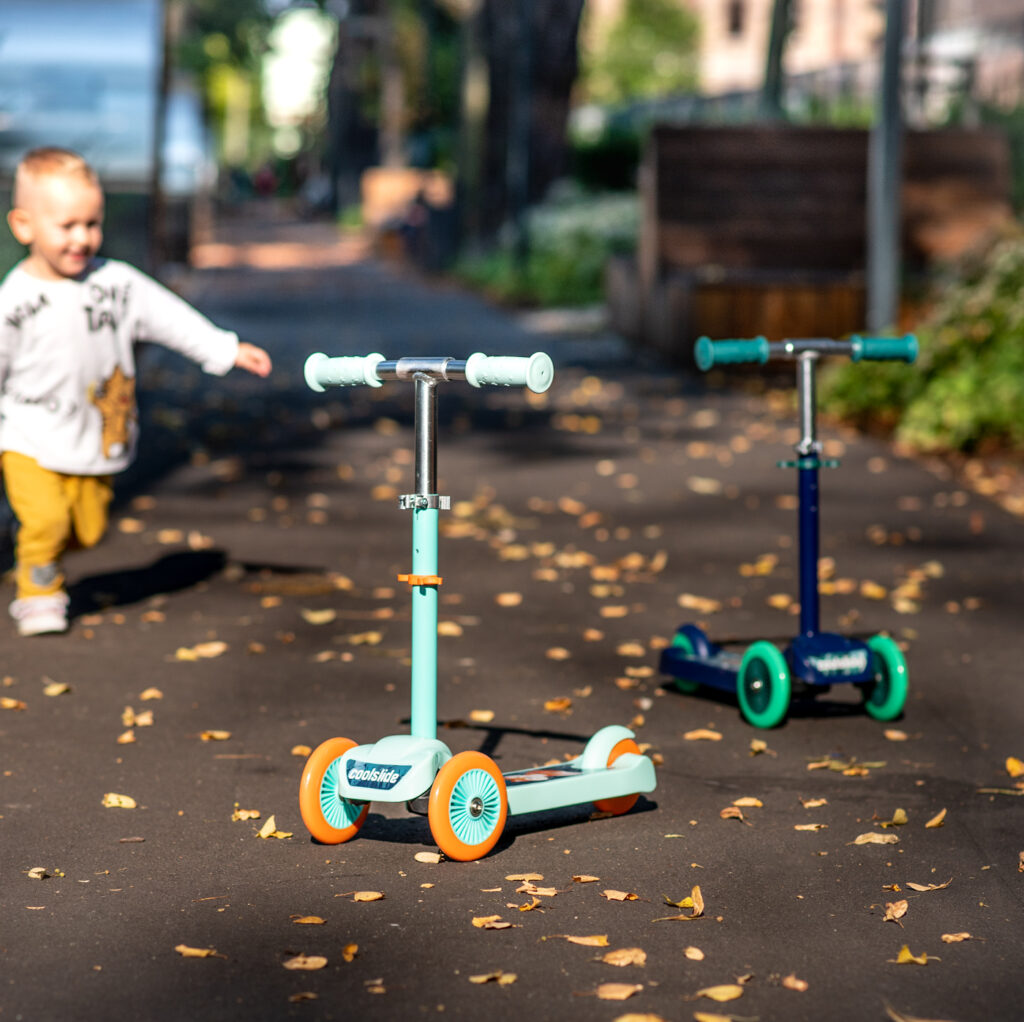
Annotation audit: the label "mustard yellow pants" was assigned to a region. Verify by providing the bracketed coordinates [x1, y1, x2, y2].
[2, 451, 113, 599]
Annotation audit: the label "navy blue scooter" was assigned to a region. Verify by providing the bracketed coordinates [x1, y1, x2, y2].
[660, 334, 917, 728]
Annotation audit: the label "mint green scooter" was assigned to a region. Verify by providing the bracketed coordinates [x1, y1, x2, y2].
[298, 352, 656, 860]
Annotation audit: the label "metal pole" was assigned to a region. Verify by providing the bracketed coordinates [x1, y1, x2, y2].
[414, 373, 438, 495]
[866, 0, 905, 332]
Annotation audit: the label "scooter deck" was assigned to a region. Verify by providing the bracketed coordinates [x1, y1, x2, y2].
[660, 643, 743, 693]
[503, 753, 656, 817]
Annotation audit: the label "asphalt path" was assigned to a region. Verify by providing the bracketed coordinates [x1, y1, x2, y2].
[2, 204, 1022, 1022]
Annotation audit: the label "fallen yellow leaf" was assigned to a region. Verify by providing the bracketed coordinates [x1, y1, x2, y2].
[117, 728, 136, 745]
[415, 852, 442, 864]
[925, 808, 947, 829]
[1006, 756, 1024, 778]
[732, 797, 763, 808]
[469, 971, 517, 985]
[291, 745, 312, 757]
[300, 608, 337, 625]
[1, 696, 27, 711]
[683, 729, 722, 742]
[341, 943, 358, 962]
[940, 932, 972, 944]
[854, 832, 899, 845]
[257, 815, 293, 839]
[683, 946, 705, 961]
[544, 697, 572, 713]
[469, 709, 495, 723]
[545, 647, 571, 661]
[353, 891, 384, 902]
[572, 874, 600, 883]
[282, 955, 327, 971]
[102, 793, 137, 809]
[42, 680, 70, 697]
[884, 900, 909, 925]
[232, 808, 260, 821]
[596, 982, 642, 1001]
[794, 823, 828, 832]
[472, 915, 512, 929]
[495, 592, 523, 607]
[695, 984, 744, 1002]
[199, 730, 231, 742]
[543, 934, 608, 946]
[290, 915, 325, 925]
[139, 687, 163, 700]
[602, 890, 639, 902]
[906, 878, 951, 893]
[602, 948, 647, 967]
[782, 973, 809, 991]
[174, 944, 222, 959]
[889, 945, 936, 965]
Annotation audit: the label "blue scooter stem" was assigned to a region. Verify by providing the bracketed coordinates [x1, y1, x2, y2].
[798, 465, 820, 638]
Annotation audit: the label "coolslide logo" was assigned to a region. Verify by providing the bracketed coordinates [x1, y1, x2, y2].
[346, 760, 411, 790]
[807, 649, 869, 675]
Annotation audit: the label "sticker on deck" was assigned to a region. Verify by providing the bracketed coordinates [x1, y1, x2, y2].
[503, 766, 582, 785]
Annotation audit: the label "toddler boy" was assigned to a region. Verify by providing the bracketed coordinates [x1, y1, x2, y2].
[1, 146, 272, 635]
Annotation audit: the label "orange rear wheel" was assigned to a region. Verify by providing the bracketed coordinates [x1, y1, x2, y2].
[593, 738, 641, 816]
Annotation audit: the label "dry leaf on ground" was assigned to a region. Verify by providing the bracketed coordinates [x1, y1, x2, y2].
[102, 793, 137, 809]
[940, 932, 972, 943]
[473, 915, 513, 930]
[854, 832, 899, 845]
[925, 808, 947, 829]
[282, 955, 327, 971]
[782, 973, 809, 991]
[683, 729, 722, 742]
[543, 934, 608, 947]
[469, 971, 517, 985]
[596, 983, 642, 1001]
[684, 946, 705, 961]
[602, 948, 647, 967]
[889, 945, 937, 965]
[695, 984, 743, 1002]
[175, 944, 223, 959]
[884, 900, 909, 925]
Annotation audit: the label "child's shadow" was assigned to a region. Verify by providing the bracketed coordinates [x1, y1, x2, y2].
[69, 549, 227, 618]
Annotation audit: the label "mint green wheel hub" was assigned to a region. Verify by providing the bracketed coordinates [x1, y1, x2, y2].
[738, 641, 791, 728]
[448, 768, 503, 844]
[861, 635, 908, 720]
[669, 631, 699, 694]
[319, 757, 367, 829]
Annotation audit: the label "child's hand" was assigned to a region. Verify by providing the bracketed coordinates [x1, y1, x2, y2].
[235, 342, 272, 377]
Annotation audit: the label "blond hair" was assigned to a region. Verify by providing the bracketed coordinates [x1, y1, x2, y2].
[12, 147, 100, 208]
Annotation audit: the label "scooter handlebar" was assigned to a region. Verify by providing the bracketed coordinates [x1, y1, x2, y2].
[465, 352, 554, 393]
[694, 336, 770, 371]
[304, 352, 385, 391]
[849, 334, 918, 363]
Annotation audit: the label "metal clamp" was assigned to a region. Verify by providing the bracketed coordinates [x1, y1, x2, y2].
[399, 494, 451, 510]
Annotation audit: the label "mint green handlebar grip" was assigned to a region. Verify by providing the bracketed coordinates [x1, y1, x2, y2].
[849, 334, 918, 363]
[304, 352, 385, 391]
[465, 352, 554, 393]
[694, 336, 770, 371]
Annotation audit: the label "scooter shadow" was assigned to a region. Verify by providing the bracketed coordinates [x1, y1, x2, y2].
[332, 795, 659, 853]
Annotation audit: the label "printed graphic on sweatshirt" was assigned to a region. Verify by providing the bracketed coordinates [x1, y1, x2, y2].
[4, 292, 49, 329]
[90, 365, 136, 458]
[84, 283, 130, 333]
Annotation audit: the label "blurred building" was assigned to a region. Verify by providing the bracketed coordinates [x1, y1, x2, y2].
[584, 0, 1024, 109]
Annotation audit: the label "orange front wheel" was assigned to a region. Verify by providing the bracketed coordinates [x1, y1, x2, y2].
[593, 738, 641, 816]
[299, 737, 370, 844]
[428, 751, 508, 861]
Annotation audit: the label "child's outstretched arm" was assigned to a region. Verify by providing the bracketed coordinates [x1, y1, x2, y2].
[235, 342, 272, 377]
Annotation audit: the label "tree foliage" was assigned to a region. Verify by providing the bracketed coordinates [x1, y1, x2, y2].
[821, 229, 1024, 452]
[580, 0, 699, 106]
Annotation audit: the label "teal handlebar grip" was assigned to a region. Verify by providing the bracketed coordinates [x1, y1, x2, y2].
[694, 335, 771, 371]
[304, 352, 385, 391]
[849, 334, 918, 363]
[465, 352, 554, 393]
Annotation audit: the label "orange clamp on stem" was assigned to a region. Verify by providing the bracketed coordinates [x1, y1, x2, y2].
[398, 573, 443, 587]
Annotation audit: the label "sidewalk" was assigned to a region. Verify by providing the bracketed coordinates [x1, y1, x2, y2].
[2, 203, 1022, 1022]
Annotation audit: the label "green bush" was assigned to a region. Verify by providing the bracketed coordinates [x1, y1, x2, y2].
[821, 227, 1024, 452]
[454, 190, 638, 307]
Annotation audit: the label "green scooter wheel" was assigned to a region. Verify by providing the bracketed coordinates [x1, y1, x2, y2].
[737, 641, 791, 728]
[861, 635, 908, 721]
[669, 631, 699, 694]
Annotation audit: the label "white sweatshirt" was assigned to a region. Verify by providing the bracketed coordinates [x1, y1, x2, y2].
[0, 258, 239, 475]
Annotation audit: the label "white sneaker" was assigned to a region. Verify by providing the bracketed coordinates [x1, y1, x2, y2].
[10, 594, 69, 636]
